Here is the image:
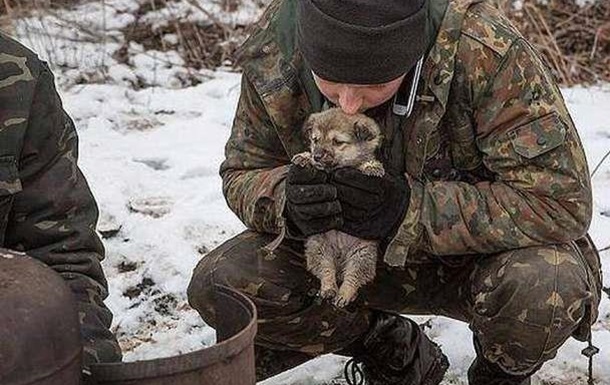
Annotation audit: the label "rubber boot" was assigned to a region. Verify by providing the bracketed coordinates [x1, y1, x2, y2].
[343, 312, 449, 385]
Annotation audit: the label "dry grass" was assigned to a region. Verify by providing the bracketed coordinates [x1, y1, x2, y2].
[0, 0, 84, 36]
[0, 0, 258, 71]
[1, 0, 608, 85]
[1, 0, 83, 16]
[116, 0, 252, 70]
[499, 0, 610, 85]
[116, 0, 610, 83]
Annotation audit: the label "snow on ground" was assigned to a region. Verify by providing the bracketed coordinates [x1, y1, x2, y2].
[72, 72, 610, 385]
[10, 1, 610, 383]
[69, 72, 247, 360]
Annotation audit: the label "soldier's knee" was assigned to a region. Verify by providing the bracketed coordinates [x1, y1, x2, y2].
[471, 245, 592, 374]
[187, 231, 277, 326]
[0, 251, 82, 385]
[187, 252, 221, 328]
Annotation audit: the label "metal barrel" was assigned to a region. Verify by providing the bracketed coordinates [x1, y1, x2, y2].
[91, 285, 257, 385]
[0, 250, 82, 385]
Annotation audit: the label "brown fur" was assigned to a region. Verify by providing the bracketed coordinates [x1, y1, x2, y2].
[292, 108, 384, 307]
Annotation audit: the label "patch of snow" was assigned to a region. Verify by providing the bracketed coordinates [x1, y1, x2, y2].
[575, 0, 598, 6]
[75, 70, 609, 385]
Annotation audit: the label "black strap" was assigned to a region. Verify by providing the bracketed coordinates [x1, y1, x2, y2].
[581, 331, 600, 385]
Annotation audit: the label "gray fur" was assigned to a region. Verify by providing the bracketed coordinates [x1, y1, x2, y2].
[292, 108, 384, 307]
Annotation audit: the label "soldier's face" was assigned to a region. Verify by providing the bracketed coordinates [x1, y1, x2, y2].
[313, 73, 405, 115]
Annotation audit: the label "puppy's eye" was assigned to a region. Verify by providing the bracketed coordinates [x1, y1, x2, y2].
[332, 138, 347, 146]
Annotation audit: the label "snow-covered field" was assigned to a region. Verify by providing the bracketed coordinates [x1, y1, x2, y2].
[9, 1, 610, 383]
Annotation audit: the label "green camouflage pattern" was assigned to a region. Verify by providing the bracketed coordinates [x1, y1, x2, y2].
[221, 0, 593, 266]
[0, 33, 121, 365]
[207, 0, 604, 378]
[188, 230, 601, 376]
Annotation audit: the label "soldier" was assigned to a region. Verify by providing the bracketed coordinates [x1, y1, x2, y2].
[187, 0, 603, 384]
[0, 33, 121, 383]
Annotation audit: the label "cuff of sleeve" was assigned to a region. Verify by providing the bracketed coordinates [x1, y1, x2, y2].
[256, 166, 289, 234]
[383, 174, 425, 267]
[277, 180, 308, 241]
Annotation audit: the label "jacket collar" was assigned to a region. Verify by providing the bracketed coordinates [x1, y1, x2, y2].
[422, 0, 483, 110]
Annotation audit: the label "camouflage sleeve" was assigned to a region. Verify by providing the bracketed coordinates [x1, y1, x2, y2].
[4, 63, 121, 365]
[220, 73, 290, 234]
[412, 39, 591, 256]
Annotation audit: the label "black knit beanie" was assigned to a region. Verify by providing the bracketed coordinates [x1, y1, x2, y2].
[297, 0, 429, 84]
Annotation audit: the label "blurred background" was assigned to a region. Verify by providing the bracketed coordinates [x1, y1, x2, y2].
[0, 0, 607, 84]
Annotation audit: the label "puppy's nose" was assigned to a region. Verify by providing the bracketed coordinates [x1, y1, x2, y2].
[313, 153, 322, 162]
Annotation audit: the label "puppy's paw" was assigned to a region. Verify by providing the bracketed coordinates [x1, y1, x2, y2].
[333, 285, 358, 308]
[319, 283, 338, 300]
[358, 160, 385, 177]
[333, 294, 355, 308]
[292, 152, 312, 167]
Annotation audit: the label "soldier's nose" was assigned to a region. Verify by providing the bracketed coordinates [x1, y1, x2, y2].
[338, 88, 363, 115]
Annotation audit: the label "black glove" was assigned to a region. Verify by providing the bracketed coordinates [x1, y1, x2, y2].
[284, 164, 343, 237]
[331, 167, 409, 240]
[82, 370, 96, 385]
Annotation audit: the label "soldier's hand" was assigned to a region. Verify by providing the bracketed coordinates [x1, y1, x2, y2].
[284, 164, 343, 237]
[331, 167, 409, 240]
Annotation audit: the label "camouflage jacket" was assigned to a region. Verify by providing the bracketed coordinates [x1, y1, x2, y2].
[221, 0, 593, 267]
[0, 34, 121, 364]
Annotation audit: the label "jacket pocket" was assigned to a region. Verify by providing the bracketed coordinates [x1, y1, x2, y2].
[508, 112, 567, 159]
[0, 156, 22, 246]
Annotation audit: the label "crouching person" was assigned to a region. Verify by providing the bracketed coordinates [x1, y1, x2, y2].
[188, 0, 603, 384]
[0, 33, 121, 384]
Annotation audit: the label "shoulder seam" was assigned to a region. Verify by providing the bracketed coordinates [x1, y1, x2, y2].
[236, 0, 283, 64]
[460, 3, 522, 57]
[461, 31, 504, 60]
[474, 38, 521, 106]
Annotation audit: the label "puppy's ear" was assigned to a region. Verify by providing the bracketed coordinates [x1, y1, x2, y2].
[303, 114, 318, 138]
[354, 121, 376, 142]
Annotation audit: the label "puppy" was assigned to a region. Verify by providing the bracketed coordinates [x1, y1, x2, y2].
[292, 108, 384, 307]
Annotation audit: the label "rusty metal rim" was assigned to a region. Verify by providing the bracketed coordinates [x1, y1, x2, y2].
[91, 285, 257, 381]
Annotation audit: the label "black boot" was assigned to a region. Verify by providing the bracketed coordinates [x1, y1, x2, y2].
[342, 312, 449, 385]
[468, 337, 534, 385]
[468, 356, 532, 385]
[255, 345, 313, 381]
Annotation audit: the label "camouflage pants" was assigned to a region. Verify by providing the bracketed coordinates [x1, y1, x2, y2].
[187, 231, 602, 379]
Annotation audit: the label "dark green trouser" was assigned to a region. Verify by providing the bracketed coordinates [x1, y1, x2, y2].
[187, 231, 602, 381]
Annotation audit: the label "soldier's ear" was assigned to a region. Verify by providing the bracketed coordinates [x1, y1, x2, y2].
[354, 121, 376, 142]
